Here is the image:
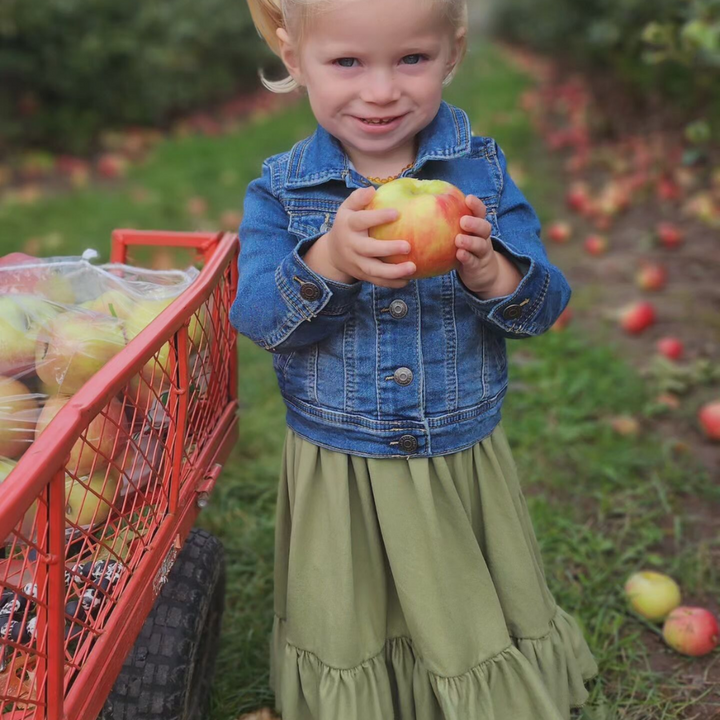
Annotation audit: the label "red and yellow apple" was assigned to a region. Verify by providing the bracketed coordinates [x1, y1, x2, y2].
[366, 178, 467, 280]
[625, 570, 682, 621]
[656, 337, 684, 361]
[0, 457, 39, 544]
[35, 310, 127, 394]
[547, 221, 572, 243]
[0, 295, 59, 376]
[80, 290, 135, 320]
[36, 395, 129, 477]
[662, 606, 719, 656]
[584, 234, 608, 256]
[0, 376, 40, 459]
[635, 262, 667, 291]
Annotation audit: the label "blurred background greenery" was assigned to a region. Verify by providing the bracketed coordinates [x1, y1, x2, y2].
[1, 0, 719, 155]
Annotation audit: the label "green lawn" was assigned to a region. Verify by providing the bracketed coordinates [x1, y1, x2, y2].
[1, 41, 718, 720]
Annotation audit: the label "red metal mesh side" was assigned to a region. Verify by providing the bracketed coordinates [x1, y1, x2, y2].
[182, 263, 235, 472]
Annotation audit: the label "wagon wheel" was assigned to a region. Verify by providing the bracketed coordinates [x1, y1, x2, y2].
[100, 528, 226, 720]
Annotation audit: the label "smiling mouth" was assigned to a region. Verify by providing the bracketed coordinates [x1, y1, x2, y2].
[357, 115, 405, 125]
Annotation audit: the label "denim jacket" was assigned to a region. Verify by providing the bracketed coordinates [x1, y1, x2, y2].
[230, 101, 571, 458]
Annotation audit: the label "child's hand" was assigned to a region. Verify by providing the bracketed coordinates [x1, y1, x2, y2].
[454, 195, 499, 294]
[324, 187, 417, 288]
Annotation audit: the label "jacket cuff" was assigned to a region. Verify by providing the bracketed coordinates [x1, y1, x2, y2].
[275, 235, 362, 323]
[454, 236, 549, 336]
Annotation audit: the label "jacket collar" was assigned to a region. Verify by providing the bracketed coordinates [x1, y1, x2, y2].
[284, 101, 473, 190]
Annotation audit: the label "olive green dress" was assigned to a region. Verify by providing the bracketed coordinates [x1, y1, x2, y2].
[269, 422, 598, 720]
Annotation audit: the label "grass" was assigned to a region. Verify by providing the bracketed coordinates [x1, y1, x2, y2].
[2, 41, 719, 720]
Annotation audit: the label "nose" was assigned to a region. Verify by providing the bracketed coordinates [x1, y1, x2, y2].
[360, 68, 401, 106]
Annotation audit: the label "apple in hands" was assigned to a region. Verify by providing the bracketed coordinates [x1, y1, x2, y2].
[35, 310, 127, 394]
[366, 178, 467, 280]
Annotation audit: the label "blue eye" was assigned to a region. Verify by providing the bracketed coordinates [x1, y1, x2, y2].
[334, 58, 358, 68]
[402, 54, 426, 65]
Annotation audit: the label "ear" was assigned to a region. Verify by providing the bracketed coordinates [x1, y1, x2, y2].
[276, 27, 306, 86]
[445, 26, 467, 77]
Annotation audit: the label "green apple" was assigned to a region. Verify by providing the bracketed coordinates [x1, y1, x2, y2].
[0, 295, 60, 376]
[367, 178, 468, 279]
[81, 289, 135, 320]
[0, 376, 40, 459]
[625, 570, 682, 622]
[36, 395, 129, 477]
[0, 457, 38, 544]
[65, 471, 119, 528]
[35, 310, 127, 394]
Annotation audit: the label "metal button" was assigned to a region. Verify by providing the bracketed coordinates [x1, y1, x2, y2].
[389, 300, 408, 319]
[398, 435, 418, 453]
[300, 282, 321, 301]
[502, 304, 523, 320]
[393, 367, 413, 386]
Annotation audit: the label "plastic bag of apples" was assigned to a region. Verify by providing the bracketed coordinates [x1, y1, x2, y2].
[0, 250, 201, 536]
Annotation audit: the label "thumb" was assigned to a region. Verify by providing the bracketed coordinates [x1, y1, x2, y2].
[342, 186, 376, 211]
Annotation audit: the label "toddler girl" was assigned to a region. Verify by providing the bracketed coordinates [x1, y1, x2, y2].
[231, 0, 599, 717]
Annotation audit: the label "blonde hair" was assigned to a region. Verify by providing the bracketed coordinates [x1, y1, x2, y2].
[247, 0, 469, 93]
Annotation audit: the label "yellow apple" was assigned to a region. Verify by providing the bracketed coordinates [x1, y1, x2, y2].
[36, 395, 129, 477]
[625, 570, 682, 622]
[80, 289, 135, 320]
[0, 295, 60, 376]
[35, 310, 127, 394]
[65, 471, 119, 528]
[367, 178, 468, 279]
[0, 376, 40, 459]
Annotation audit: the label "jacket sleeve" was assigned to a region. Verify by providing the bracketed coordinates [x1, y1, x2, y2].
[229, 163, 362, 354]
[454, 139, 571, 339]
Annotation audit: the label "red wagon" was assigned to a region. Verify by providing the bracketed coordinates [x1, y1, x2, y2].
[0, 230, 239, 719]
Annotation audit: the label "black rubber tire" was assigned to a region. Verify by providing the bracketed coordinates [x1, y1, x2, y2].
[99, 528, 226, 720]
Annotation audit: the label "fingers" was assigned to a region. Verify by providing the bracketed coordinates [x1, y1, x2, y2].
[358, 258, 416, 283]
[360, 239, 411, 258]
[455, 233, 492, 261]
[349, 208, 399, 233]
[465, 194, 487, 219]
[342, 186, 377, 212]
[459, 213, 492, 239]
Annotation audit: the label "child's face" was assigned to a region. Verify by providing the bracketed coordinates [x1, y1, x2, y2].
[279, 0, 464, 166]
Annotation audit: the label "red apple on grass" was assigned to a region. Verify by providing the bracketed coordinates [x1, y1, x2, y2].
[547, 221, 572, 243]
[656, 222, 684, 249]
[0, 377, 40, 459]
[366, 178, 467, 279]
[656, 337, 684, 361]
[625, 570, 682, 621]
[550, 307, 573, 332]
[635, 263, 667, 292]
[662, 607, 719, 656]
[698, 401, 720, 440]
[584, 234, 608, 256]
[619, 301, 656, 334]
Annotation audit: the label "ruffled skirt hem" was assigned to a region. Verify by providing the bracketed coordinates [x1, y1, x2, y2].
[270, 603, 598, 720]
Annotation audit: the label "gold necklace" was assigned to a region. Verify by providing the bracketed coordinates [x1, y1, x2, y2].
[367, 162, 414, 185]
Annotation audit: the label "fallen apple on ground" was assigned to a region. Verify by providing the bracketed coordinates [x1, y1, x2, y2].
[366, 178, 466, 279]
[656, 337, 684, 361]
[698, 400, 720, 441]
[635, 263, 667, 291]
[583, 234, 608, 256]
[624, 570, 682, 621]
[656, 222, 684, 249]
[0, 376, 40, 459]
[550, 307, 573, 332]
[547, 221, 572, 243]
[662, 606, 719, 657]
[619, 301, 656, 334]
